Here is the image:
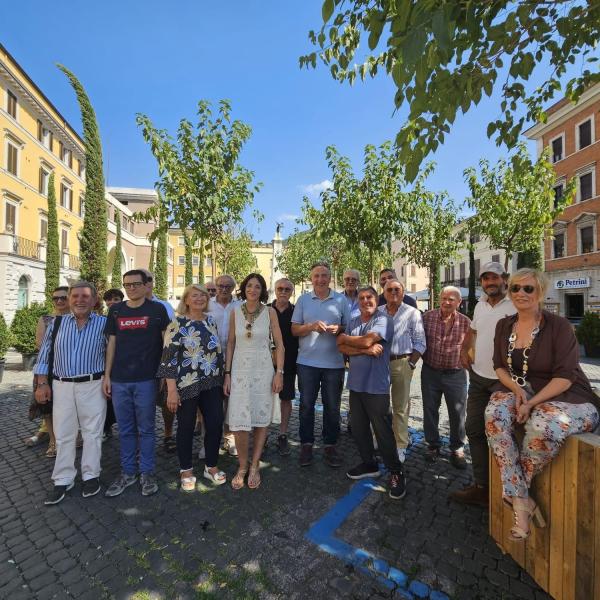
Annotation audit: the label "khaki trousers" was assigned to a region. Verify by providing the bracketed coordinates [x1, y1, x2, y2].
[390, 357, 414, 448]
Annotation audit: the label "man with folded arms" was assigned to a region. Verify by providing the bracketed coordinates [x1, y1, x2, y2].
[35, 281, 107, 505]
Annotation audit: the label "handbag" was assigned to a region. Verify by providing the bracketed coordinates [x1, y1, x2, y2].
[156, 322, 185, 407]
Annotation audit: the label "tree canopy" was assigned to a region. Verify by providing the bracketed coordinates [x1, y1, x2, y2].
[214, 228, 258, 284]
[301, 1, 600, 181]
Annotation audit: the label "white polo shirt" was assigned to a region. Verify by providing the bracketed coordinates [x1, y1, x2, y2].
[471, 295, 516, 379]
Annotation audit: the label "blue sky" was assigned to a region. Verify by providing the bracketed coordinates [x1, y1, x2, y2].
[2, 1, 542, 242]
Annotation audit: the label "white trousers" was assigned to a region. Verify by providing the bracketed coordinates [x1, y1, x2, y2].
[51, 378, 106, 485]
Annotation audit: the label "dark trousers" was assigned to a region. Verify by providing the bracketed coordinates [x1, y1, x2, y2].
[421, 363, 467, 452]
[349, 391, 402, 473]
[297, 364, 344, 445]
[466, 369, 497, 487]
[104, 397, 116, 433]
[176, 386, 223, 470]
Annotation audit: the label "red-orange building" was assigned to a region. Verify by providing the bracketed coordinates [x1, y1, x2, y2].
[525, 84, 600, 319]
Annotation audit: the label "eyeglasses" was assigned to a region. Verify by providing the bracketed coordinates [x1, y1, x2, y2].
[217, 284, 234, 290]
[344, 278, 358, 282]
[123, 282, 145, 289]
[52, 296, 68, 302]
[510, 284, 536, 294]
[276, 287, 293, 293]
[206, 288, 217, 293]
[385, 288, 402, 294]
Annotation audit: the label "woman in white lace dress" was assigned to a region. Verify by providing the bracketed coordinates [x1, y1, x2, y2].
[224, 273, 284, 490]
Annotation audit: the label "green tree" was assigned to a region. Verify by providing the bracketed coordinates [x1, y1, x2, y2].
[57, 64, 107, 294]
[395, 168, 463, 308]
[183, 230, 194, 286]
[302, 142, 403, 284]
[148, 240, 155, 272]
[136, 100, 261, 281]
[215, 229, 258, 284]
[465, 144, 575, 272]
[44, 172, 60, 308]
[276, 229, 324, 287]
[111, 209, 123, 286]
[197, 237, 206, 284]
[302, 1, 600, 181]
[154, 205, 168, 299]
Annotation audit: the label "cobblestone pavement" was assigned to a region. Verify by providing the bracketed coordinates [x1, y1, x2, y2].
[2, 351, 598, 599]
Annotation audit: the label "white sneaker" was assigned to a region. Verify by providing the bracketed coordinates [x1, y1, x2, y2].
[397, 448, 407, 463]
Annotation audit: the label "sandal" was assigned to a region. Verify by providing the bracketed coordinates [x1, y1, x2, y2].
[204, 466, 226, 486]
[509, 497, 546, 541]
[248, 465, 261, 490]
[180, 471, 196, 492]
[45, 442, 57, 458]
[163, 436, 177, 453]
[24, 432, 49, 447]
[231, 468, 248, 490]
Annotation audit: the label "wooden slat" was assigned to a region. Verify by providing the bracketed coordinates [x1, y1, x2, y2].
[563, 436, 579, 600]
[532, 466, 551, 591]
[549, 442, 566, 600]
[489, 454, 503, 543]
[576, 440, 595, 599]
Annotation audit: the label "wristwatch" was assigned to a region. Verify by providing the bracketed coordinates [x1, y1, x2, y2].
[277, 369, 284, 374]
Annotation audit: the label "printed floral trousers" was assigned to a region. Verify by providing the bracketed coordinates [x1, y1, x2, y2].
[484, 391, 599, 497]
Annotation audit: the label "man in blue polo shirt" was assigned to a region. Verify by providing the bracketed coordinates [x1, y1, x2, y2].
[292, 261, 350, 467]
[337, 286, 406, 499]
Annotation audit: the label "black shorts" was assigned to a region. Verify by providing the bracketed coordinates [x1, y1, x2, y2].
[279, 368, 297, 401]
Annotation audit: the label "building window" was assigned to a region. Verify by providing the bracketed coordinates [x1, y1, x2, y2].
[192, 256, 199, 266]
[474, 259, 480, 279]
[578, 170, 594, 202]
[39, 167, 50, 196]
[410, 265, 416, 277]
[6, 90, 17, 119]
[471, 233, 480, 244]
[400, 266, 405, 277]
[491, 254, 500, 264]
[577, 118, 593, 150]
[176, 275, 184, 285]
[553, 183, 564, 208]
[78, 160, 85, 178]
[60, 183, 73, 211]
[553, 232, 565, 258]
[4, 201, 17, 233]
[178, 236, 185, 246]
[444, 266, 451, 283]
[410, 283, 416, 293]
[61, 229, 69, 251]
[79, 194, 85, 217]
[580, 226, 594, 254]
[178, 256, 185, 266]
[40, 217, 48, 240]
[17, 276, 29, 309]
[168, 247, 174, 261]
[6, 141, 18, 176]
[205, 256, 212, 267]
[122, 215, 128, 229]
[551, 135, 563, 163]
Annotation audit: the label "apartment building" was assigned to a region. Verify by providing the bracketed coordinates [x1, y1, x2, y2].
[525, 84, 600, 319]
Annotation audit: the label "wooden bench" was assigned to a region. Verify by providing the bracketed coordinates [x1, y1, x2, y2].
[490, 433, 600, 600]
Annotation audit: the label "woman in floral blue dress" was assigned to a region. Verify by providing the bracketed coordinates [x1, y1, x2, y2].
[157, 284, 226, 491]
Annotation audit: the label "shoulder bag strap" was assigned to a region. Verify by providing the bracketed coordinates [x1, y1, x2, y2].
[47, 316, 63, 385]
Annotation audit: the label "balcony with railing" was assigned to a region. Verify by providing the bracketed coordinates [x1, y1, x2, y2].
[12, 236, 41, 260]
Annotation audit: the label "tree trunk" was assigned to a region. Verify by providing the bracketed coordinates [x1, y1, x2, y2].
[211, 240, 217, 281]
[183, 231, 193, 286]
[429, 262, 440, 310]
[468, 243, 477, 317]
[197, 237, 204, 283]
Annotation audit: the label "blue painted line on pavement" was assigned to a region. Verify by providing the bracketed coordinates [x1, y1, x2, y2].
[304, 426, 450, 599]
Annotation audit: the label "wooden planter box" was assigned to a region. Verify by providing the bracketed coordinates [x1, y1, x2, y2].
[490, 433, 600, 600]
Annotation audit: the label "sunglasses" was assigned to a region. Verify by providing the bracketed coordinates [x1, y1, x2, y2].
[276, 287, 293, 292]
[385, 288, 402, 293]
[510, 284, 536, 294]
[217, 284, 234, 290]
[52, 296, 68, 302]
[123, 281, 145, 289]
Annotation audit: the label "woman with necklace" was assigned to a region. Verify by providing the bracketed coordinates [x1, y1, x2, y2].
[485, 269, 599, 541]
[158, 284, 226, 491]
[224, 273, 284, 490]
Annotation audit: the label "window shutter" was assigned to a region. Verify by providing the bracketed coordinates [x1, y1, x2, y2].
[39, 167, 43, 193]
[37, 120, 43, 141]
[69, 189, 73, 211]
[68, 151, 72, 169]
[59, 141, 63, 160]
[49, 131, 53, 152]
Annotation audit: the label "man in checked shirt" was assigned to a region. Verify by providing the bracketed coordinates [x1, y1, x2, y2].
[421, 286, 471, 469]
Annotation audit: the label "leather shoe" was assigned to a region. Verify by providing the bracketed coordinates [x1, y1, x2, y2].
[449, 484, 488, 506]
[299, 443, 313, 467]
[323, 445, 342, 468]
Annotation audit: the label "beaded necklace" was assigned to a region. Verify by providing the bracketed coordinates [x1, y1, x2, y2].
[241, 303, 263, 338]
[507, 317, 540, 387]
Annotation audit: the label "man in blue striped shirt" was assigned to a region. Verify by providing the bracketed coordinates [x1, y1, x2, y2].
[35, 281, 107, 505]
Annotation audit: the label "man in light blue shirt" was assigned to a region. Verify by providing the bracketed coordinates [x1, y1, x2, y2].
[292, 261, 350, 468]
[379, 279, 426, 463]
[343, 269, 361, 320]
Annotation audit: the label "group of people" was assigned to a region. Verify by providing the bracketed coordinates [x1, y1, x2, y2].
[29, 261, 600, 542]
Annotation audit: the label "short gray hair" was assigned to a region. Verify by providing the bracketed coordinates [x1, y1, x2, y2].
[216, 274, 236, 287]
[310, 260, 331, 273]
[69, 280, 97, 297]
[343, 269, 360, 281]
[383, 278, 404, 292]
[440, 285, 462, 299]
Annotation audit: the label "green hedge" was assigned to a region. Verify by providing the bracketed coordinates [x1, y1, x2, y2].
[10, 303, 48, 355]
[0, 314, 11, 359]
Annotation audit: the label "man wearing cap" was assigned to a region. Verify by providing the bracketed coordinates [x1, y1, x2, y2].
[450, 261, 516, 506]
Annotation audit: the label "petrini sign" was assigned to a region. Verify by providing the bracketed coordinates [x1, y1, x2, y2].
[555, 277, 591, 290]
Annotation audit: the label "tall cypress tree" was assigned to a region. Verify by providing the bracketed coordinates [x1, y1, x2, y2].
[148, 240, 155, 272]
[44, 172, 60, 308]
[111, 209, 122, 286]
[57, 64, 107, 296]
[154, 205, 168, 299]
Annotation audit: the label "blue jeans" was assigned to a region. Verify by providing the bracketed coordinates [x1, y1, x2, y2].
[297, 364, 344, 445]
[112, 379, 157, 475]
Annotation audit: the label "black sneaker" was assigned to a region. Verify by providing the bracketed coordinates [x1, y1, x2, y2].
[425, 447, 440, 463]
[82, 478, 101, 498]
[346, 463, 381, 480]
[44, 481, 75, 505]
[277, 434, 290, 456]
[140, 473, 159, 496]
[389, 470, 406, 499]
